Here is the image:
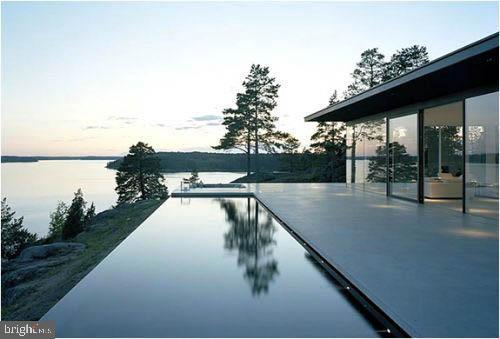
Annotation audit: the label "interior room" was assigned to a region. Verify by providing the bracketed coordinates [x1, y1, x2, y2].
[423, 101, 464, 212]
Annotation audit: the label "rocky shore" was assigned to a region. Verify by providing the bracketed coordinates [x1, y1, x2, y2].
[2, 199, 165, 320]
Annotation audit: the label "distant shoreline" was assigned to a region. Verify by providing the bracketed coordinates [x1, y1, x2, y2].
[1, 156, 121, 163]
[105, 151, 287, 173]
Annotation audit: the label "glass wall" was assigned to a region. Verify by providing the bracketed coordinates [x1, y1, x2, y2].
[423, 102, 463, 200]
[346, 125, 354, 187]
[465, 91, 499, 219]
[346, 124, 364, 190]
[363, 119, 387, 194]
[346, 118, 386, 194]
[389, 113, 418, 200]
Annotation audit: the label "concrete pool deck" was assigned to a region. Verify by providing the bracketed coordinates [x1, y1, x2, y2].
[175, 183, 499, 337]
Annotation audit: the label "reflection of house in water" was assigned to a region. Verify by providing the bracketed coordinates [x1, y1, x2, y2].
[218, 198, 279, 295]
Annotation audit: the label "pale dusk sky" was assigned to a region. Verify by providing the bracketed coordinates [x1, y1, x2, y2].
[1, 1, 498, 156]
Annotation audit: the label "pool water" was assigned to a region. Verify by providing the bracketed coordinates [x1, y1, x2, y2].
[43, 198, 383, 337]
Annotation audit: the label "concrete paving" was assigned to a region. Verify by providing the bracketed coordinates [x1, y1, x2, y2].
[247, 183, 498, 338]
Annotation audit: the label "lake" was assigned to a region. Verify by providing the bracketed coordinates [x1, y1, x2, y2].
[1, 160, 243, 236]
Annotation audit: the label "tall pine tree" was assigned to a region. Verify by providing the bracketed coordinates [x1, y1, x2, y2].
[240, 64, 281, 178]
[213, 98, 253, 177]
[344, 48, 386, 97]
[214, 64, 291, 181]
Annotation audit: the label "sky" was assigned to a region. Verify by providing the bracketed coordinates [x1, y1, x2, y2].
[1, 1, 498, 156]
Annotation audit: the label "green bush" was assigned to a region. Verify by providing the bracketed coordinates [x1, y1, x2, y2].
[48, 201, 68, 240]
[1, 198, 37, 259]
[62, 189, 96, 240]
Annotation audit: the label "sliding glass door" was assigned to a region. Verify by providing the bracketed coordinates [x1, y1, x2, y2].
[465, 91, 499, 219]
[389, 113, 419, 200]
[422, 102, 463, 210]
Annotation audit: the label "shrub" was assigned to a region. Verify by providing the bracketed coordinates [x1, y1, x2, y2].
[62, 189, 87, 240]
[48, 201, 68, 240]
[1, 198, 37, 259]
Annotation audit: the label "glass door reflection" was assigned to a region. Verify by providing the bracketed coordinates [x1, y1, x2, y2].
[389, 113, 419, 200]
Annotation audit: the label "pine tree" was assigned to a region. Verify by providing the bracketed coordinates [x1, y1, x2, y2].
[240, 64, 281, 178]
[344, 48, 386, 97]
[48, 201, 68, 240]
[365, 142, 417, 183]
[115, 142, 168, 204]
[348, 120, 385, 183]
[390, 142, 418, 182]
[62, 189, 87, 239]
[214, 64, 287, 181]
[277, 132, 300, 172]
[84, 202, 96, 225]
[213, 100, 253, 177]
[2, 198, 37, 259]
[366, 145, 388, 183]
[310, 91, 347, 182]
[341, 48, 389, 181]
[384, 45, 429, 81]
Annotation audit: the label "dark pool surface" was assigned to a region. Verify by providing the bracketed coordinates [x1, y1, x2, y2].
[42, 198, 383, 337]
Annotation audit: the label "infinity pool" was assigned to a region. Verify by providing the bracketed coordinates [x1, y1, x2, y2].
[43, 198, 382, 337]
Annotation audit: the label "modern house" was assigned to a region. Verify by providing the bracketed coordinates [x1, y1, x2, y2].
[305, 32, 499, 219]
[41, 33, 498, 339]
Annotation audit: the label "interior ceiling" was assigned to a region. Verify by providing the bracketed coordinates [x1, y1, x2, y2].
[424, 101, 463, 126]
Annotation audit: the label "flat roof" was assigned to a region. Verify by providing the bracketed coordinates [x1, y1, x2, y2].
[305, 32, 499, 122]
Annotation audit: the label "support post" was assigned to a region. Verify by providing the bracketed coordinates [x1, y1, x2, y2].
[418, 109, 424, 204]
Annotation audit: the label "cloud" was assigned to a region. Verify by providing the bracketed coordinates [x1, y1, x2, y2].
[156, 123, 166, 127]
[107, 116, 138, 126]
[191, 114, 221, 121]
[108, 115, 138, 122]
[50, 136, 97, 142]
[173, 119, 221, 130]
[83, 125, 110, 130]
[175, 125, 203, 130]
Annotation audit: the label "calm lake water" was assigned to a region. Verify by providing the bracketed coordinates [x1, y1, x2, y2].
[1, 160, 243, 236]
[43, 197, 382, 337]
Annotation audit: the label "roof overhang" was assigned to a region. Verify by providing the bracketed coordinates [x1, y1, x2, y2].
[305, 33, 499, 122]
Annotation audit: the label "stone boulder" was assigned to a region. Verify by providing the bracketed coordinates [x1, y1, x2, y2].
[18, 242, 86, 262]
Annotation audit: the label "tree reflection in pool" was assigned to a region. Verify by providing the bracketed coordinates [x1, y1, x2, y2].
[218, 198, 279, 295]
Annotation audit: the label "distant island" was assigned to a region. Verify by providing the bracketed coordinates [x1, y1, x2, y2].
[2, 156, 121, 163]
[105, 151, 290, 173]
